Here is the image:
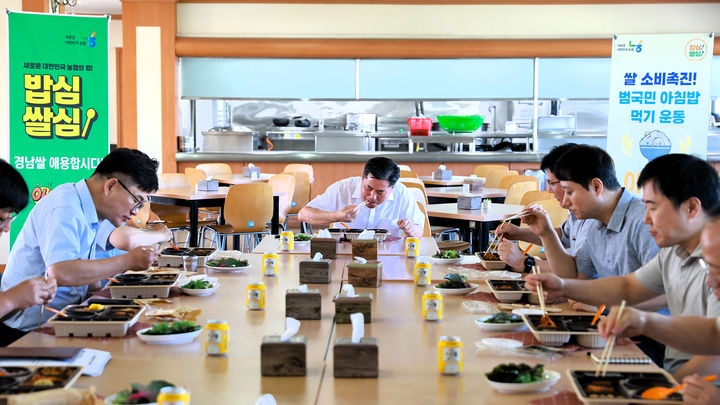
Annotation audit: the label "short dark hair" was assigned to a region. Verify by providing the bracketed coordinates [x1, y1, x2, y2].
[93, 148, 159, 192]
[637, 154, 720, 211]
[363, 157, 400, 186]
[708, 205, 720, 222]
[554, 145, 621, 191]
[540, 143, 578, 173]
[0, 159, 29, 213]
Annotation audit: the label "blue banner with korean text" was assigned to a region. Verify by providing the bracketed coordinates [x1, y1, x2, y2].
[607, 33, 714, 196]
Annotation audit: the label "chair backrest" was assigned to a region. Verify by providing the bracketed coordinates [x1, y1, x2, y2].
[504, 181, 539, 205]
[158, 173, 191, 189]
[268, 173, 296, 223]
[184, 167, 206, 187]
[520, 190, 554, 206]
[224, 183, 274, 233]
[518, 198, 569, 258]
[283, 164, 314, 183]
[403, 182, 428, 205]
[399, 170, 419, 179]
[416, 201, 432, 238]
[499, 174, 540, 190]
[473, 164, 508, 178]
[407, 187, 428, 207]
[398, 177, 424, 187]
[196, 163, 232, 178]
[397, 164, 412, 171]
[150, 203, 189, 223]
[485, 170, 518, 188]
[284, 171, 311, 215]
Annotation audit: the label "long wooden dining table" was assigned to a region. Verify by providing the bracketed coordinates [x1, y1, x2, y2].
[10, 238, 666, 404]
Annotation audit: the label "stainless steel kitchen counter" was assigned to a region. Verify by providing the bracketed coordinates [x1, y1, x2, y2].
[176, 151, 546, 163]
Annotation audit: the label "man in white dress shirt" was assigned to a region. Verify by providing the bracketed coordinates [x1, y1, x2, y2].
[298, 157, 424, 238]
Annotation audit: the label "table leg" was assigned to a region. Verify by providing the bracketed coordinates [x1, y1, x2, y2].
[189, 202, 199, 247]
[271, 195, 280, 235]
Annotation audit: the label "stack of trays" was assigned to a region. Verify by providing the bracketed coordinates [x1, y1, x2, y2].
[108, 273, 179, 299]
[158, 247, 216, 267]
[485, 280, 532, 303]
[49, 304, 145, 337]
[0, 366, 83, 396]
[521, 314, 606, 347]
[568, 370, 681, 403]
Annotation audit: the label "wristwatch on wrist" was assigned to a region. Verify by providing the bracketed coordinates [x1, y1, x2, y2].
[523, 255, 536, 273]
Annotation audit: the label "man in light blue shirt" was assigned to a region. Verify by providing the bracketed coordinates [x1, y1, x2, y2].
[1, 148, 163, 339]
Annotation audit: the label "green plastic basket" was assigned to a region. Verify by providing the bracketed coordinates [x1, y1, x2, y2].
[437, 115, 484, 133]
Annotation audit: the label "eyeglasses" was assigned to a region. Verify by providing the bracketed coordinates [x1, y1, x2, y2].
[114, 178, 145, 211]
[546, 179, 560, 186]
[0, 212, 18, 228]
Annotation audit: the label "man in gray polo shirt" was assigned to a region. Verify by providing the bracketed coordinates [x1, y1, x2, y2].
[527, 154, 720, 379]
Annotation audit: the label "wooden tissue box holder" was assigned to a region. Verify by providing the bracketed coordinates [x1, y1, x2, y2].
[333, 337, 378, 378]
[457, 195, 483, 210]
[347, 261, 382, 287]
[299, 258, 332, 284]
[351, 239, 377, 261]
[311, 238, 337, 259]
[433, 169, 452, 180]
[261, 335, 307, 376]
[285, 288, 322, 320]
[334, 293, 373, 324]
[243, 166, 261, 177]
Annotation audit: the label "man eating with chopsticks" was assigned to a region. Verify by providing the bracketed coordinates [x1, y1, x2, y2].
[298, 157, 424, 238]
[526, 153, 720, 382]
[0, 159, 57, 346]
[0, 148, 162, 345]
[495, 143, 597, 274]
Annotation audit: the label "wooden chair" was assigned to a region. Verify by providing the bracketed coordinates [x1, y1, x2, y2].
[402, 181, 428, 206]
[184, 168, 206, 187]
[499, 174, 540, 190]
[473, 164, 508, 178]
[518, 198, 569, 258]
[158, 173, 191, 189]
[204, 183, 274, 252]
[196, 163, 232, 178]
[520, 190, 554, 206]
[398, 178, 424, 187]
[504, 181, 539, 205]
[485, 170, 518, 188]
[283, 171, 313, 234]
[283, 164, 314, 184]
[268, 173, 296, 227]
[398, 164, 412, 172]
[416, 202, 432, 238]
[129, 203, 151, 229]
[399, 170, 419, 179]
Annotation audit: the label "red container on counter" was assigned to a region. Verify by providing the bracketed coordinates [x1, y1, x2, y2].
[408, 117, 432, 136]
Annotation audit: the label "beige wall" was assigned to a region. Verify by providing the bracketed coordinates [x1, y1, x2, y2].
[177, 3, 720, 39]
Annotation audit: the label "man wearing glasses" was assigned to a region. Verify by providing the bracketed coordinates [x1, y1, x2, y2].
[0, 148, 162, 345]
[0, 160, 57, 327]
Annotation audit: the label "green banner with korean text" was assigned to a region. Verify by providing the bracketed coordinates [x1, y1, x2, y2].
[8, 12, 109, 244]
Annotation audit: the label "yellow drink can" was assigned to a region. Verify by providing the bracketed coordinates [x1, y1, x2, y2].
[280, 231, 294, 251]
[414, 262, 431, 286]
[262, 253, 278, 276]
[405, 237, 420, 257]
[247, 281, 266, 310]
[422, 291, 443, 321]
[205, 319, 229, 355]
[157, 386, 190, 404]
[438, 336, 463, 375]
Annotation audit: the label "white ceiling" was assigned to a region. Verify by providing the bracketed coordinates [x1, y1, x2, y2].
[67, 0, 122, 15]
